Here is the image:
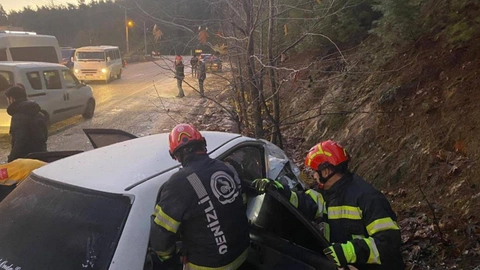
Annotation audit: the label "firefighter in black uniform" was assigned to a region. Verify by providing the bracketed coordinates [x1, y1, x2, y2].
[150, 123, 250, 269]
[253, 140, 405, 270]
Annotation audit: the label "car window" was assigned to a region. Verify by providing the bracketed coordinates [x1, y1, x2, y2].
[222, 146, 265, 183]
[0, 176, 132, 270]
[43, 70, 62, 89]
[62, 70, 79, 88]
[26, 71, 43, 90]
[0, 71, 14, 109]
[0, 49, 7, 61]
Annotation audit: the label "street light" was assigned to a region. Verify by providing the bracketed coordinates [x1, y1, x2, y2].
[125, 20, 134, 54]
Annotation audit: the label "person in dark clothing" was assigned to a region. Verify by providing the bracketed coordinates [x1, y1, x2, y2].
[190, 55, 199, 78]
[198, 60, 206, 97]
[253, 140, 405, 270]
[175, 60, 185, 98]
[5, 86, 48, 162]
[150, 123, 250, 269]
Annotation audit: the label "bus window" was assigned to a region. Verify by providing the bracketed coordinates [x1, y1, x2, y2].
[10, 47, 58, 63]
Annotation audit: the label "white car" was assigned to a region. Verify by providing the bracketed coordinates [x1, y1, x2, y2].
[0, 129, 335, 270]
[0, 62, 95, 133]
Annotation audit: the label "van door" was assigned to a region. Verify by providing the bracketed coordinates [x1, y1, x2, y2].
[42, 69, 69, 123]
[61, 69, 88, 116]
[0, 70, 14, 133]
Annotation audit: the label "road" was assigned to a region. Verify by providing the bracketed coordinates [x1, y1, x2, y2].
[0, 56, 207, 163]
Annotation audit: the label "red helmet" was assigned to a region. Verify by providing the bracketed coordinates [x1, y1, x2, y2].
[304, 140, 349, 171]
[168, 123, 205, 157]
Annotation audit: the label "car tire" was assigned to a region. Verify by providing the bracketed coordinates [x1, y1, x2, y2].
[117, 69, 122, 79]
[82, 99, 95, 119]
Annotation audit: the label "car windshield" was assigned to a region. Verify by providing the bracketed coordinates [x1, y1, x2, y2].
[0, 176, 132, 270]
[76, 51, 105, 61]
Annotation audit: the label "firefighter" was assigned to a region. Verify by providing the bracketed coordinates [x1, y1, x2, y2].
[253, 140, 405, 269]
[149, 123, 250, 269]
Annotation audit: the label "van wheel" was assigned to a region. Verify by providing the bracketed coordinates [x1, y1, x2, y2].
[117, 69, 122, 79]
[82, 99, 95, 119]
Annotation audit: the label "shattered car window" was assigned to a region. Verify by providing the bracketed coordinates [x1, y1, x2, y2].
[0, 176, 131, 270]
[262, 140, 303, 190]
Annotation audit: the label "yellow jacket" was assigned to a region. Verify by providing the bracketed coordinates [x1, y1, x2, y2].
[0, 159, 47, 186]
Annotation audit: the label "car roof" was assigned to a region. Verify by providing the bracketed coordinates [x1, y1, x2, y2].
[34, 131, 245, 194]
[0, 61, 66, 69]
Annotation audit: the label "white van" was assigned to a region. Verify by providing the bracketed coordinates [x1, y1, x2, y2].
[74, 46, 122, 83]
[0, 31, 62, 63]
[0, 62, 95, 134]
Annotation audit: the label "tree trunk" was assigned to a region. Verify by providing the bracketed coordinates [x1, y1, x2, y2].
[268, 0, 283, 148]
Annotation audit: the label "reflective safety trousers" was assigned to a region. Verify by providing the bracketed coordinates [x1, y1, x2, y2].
[286, 173, 405, 270]
[150, 154, 250, 269]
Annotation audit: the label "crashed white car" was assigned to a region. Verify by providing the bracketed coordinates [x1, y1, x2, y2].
[0, 129, 335, 270]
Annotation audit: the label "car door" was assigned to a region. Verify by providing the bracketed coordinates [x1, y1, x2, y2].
[218, 144, 335, 269]
[42, 69, 69, 123]
[61, 69, 88, 116]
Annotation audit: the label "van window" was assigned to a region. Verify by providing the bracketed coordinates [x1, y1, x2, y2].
[76, 51, 105, 61]
[114, 50, 120, 59]
[10, 46, 58, 63]
[0, 49, 7, 61]
[107, 50, 114, 61]
[0, 71, 13, 109]
[26, 72, 43, 90]
[62, 70, 79, 88]
[43, 70, 62, 89]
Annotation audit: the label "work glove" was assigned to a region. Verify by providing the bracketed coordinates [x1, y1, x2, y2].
[251, 178, 284, 194]
[323, 242, 356, 268]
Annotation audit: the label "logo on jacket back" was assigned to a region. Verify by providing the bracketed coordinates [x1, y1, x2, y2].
[210, 171, 238, 204]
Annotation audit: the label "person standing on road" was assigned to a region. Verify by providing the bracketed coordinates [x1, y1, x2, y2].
[198, 59, 207, 97]
[150, 123, 250, 269]
[5, 86, 48, 162]
[175, 59, 185, 98]
[252, 140, 405, 270]
[190, 55, 199, 78]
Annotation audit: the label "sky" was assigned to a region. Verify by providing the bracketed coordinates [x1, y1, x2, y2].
[0, 0, 78, 12]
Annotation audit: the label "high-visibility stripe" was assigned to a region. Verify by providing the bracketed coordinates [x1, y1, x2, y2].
[185, 248, 248, 270]
[289, 192, 299, 208]
[306, 189, 326, 218]
[328, 206, 362, 220]
[156, 245, 176, 260]
[187, 173, 208, 199]
[363, 237, 381, 264]
[153, 205, 181, 233]
[366, 217, 400, 235]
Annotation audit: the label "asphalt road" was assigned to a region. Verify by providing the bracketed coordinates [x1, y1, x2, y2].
[0, 56, 206, 163]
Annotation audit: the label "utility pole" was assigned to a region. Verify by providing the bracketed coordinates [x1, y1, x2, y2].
[124, 8, 129, 54]
[144, 21, 147, 56]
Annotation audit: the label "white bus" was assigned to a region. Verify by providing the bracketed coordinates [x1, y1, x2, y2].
[0, 31, 62, 63]
[74, 46, 122, 84]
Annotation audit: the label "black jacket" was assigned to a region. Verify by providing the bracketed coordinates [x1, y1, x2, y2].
[284, 173, 405, 270]
[7, 99, 48, 162]
[150, 154, 249, 269]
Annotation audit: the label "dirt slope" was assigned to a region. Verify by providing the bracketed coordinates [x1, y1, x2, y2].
[277, 35, 480, 269]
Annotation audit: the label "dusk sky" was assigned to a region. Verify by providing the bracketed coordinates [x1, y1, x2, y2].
[1, 0, 78, 12]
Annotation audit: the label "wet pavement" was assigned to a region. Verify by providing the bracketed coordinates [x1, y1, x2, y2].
[0, 56, 210, 163]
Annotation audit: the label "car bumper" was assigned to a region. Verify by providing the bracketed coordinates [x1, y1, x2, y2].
[75, 73, 108, 81]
